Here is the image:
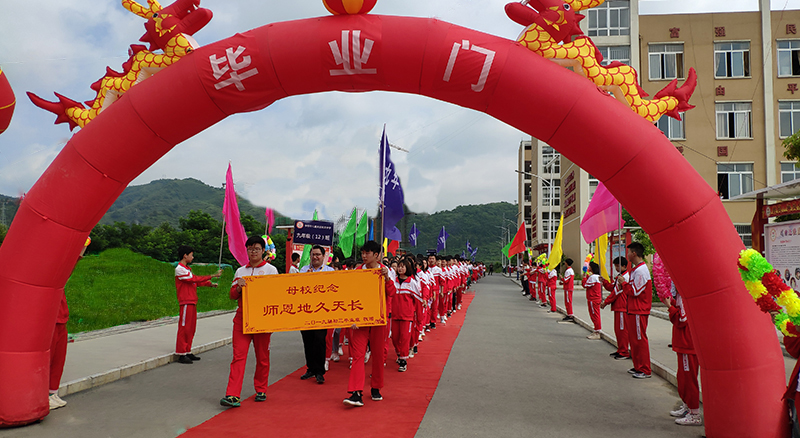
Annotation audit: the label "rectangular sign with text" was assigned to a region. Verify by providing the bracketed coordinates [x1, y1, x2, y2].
[293, 220, 334, 246]
[242, 269, 387, 333]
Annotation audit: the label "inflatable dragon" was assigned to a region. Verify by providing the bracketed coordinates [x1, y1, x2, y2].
[28, 0, 212, 130]
[506, 0, 696, 122]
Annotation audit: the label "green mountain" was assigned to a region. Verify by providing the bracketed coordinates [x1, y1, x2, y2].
[98, 178, 287, 228]
[392, 202, 519, 263]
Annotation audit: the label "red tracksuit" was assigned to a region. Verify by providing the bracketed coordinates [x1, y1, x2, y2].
[582, 274, 603, 331]
[537, 268, 547, 303]
[560, 267, 574, 316]
[175, 263, 214, 355]
[225, 261, 276, 398]
[547, 269, 558, 311]
[50, 291, 69, 392]
[670, 294, 699, 410]
[784, 336, 800, 407]
[348, 264, 397, 393]
[626, 262, 652, 375]
[602, 272, 630, 357]
[392, 276, 420, 360]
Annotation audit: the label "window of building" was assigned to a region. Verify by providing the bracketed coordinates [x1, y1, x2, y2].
[656, 112, 686, 140]
[735, 224, 752, 247]
[780, 101, 800, 138]
[597, 46, 631, 66]
[524, 141, 532, 150]
[717, 163, 754, 199]
[778, 40, 800, 77]
[542, 211, 562, 242]
[523, 161, 531, 179]
[649, 44, 684, 80]
[587, 1, 630, 37]
[524, 205, 531, 221]
[541, 146, 561, 174]
[524, 183, 532, 202]
[781, 162, 800, 182]
[716, 102, 752, 139]
[714, 42, 750, 78]
[543, 179, 561, 207]
[588, 175, 599, 201]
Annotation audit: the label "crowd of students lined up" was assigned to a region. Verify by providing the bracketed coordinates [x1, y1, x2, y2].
[172, 236, 486, 409]
[518, 242, 702, 428]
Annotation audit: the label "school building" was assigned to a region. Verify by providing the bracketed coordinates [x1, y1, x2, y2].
[517, 1, 800, 265]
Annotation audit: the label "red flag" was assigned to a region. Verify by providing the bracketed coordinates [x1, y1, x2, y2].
[223, 163, 248, 266]
[387, 239, 399, 256]
[504, 221, 527, 258]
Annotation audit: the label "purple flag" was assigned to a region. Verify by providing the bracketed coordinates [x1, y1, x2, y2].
[437, 226, 449, 253]
[379, 127, 405, 242]
[580, 181, 626, 244]
[223, 164, 248, 266]
[409, 223, 419, 247]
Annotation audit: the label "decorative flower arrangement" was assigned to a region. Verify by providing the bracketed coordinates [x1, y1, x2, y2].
[737, 249, 800, 337]
[652, 253, 673, 302]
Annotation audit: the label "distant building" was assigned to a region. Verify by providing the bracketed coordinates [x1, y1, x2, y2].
[517, 1, 800, 264]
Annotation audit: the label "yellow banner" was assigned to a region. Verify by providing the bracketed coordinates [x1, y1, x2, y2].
[242, 269, 387, 334]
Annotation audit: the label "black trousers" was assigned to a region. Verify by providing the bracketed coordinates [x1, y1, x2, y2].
[301, 329, 328, 375]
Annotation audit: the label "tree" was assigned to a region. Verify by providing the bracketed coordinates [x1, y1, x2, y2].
[621, 208, 655, 256]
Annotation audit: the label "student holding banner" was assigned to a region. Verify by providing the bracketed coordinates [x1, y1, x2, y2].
[344, 240, 397, 407]
[220, 236, 278, 408]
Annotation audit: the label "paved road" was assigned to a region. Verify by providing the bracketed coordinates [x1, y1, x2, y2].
[1, 275, 705, 438]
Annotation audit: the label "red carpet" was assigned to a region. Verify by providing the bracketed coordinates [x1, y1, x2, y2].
[183, 293, 475, 438]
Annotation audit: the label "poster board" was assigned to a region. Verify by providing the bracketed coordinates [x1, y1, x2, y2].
[764, 219, 800, 293]
[242, 268, 386, 333]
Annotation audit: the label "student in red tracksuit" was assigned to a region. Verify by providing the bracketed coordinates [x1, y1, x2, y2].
[427, 254, 442, 329]
[559, 258, 575, 321]
[220, 236, 277, 408]
[175, 245, 222, 364]
[412, 259, 429, 355]
[668, 285, 702, 426]
[546, 265, 558, 312]
[784, 335, 800, 435]
[344, 240, 397, 407]
[537, 264, 548, 305]
[581, 262, 603, 339]
[601, 257, 630, 359]
[392, 257, 421, 372]
[526, 262, 536, 301]
[622, 242, 653, 379]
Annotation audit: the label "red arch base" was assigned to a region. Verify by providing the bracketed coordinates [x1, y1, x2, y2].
[0, 15, 787, 437]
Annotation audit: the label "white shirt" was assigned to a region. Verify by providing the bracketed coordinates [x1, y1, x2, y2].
[289, 265, 300, 274]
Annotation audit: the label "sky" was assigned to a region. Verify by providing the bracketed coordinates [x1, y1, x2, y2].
[1, 0, 800, 222]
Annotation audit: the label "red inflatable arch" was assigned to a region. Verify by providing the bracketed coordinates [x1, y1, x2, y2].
[0, 15, 786, 437]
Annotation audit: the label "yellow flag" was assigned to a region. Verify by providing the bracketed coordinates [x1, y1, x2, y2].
[383, 237, 388, 255]
[547, 215, 564, 270]
[595, 234, 610, 281]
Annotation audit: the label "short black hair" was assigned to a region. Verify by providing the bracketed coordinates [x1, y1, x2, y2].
[178, 245, 194, 259]
[565, 258, 573, 266]
[245, 235, 266, 249]
[311, 245, 326, 255]
[361, 240, 381, 254]
[612, 256, 628, 267]
[589, 261, 600, 275]
[627, 242, 645, 258]
[291, 253, 300, 262]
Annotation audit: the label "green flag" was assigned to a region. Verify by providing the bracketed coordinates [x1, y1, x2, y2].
[338, 208, 358, 258]
[355, 210, 369, 249]
[299, 210, 318, 268]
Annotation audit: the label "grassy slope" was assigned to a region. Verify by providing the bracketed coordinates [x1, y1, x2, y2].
[65, 248, 238, 333]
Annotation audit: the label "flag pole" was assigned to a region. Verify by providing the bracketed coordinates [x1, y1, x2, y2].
[380, 125, 387, 251]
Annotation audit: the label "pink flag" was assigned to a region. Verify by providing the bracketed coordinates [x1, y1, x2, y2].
[265, 208, 275, 234]
[580, 181, 625, 244]
[223, 163, 248, 266]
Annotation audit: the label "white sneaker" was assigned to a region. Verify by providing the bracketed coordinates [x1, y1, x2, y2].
[675, 413, 703, 426]
[338, 346, 344, 356]
[587, 332, 601, 340]
[458, 304, 462, 310]
[670, 403, 689, 417]
[331, 352, 340, 362]
[418, 334, 424, 342]
[365, 350, 371, 364]
[409, 350, 415, 358]
[325, 359, 329, 371]
[49, 394, 66, 410]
